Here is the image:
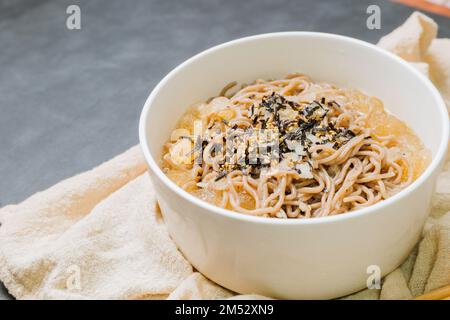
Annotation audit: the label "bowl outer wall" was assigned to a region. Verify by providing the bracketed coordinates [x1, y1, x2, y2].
[139, 32, 449, 299]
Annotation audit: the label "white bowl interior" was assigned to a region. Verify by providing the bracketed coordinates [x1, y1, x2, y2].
[144, 33, 446, 176]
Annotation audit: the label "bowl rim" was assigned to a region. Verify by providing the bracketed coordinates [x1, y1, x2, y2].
[139, 31, 449, 225]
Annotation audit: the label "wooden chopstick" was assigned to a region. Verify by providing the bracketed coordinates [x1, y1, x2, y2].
[393, 0, 450, 18]
[414, 284, 450, 300]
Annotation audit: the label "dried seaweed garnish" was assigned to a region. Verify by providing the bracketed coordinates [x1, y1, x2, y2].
[285, 128, 302, 141]
[253, 95, 355, 170]
[327, 100, 341, 109]
[180, 136, 194, 142]
[260, 119, 267, 130]
[207, 121, 216, 130]
[304, 102, 320, 117]
[215, 171, 228, 181]
[198, 92, 356, 179]
[187, 136, 207, 156]
[299, 120, 317, 131]
[210, 143, 223, 157]
[260, 92, 291, 113]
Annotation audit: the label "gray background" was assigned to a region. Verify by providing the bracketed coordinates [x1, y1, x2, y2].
[0, 0, 449, 300]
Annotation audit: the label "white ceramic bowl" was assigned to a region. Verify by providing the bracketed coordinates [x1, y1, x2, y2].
[139, 32, 448, 299]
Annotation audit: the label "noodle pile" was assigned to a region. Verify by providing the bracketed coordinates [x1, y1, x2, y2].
[162, 74, 427, 218]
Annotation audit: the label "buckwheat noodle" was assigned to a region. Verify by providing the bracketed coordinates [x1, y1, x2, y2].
[162, 74, 428, 219]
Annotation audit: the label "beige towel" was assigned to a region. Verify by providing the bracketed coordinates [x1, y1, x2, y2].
[1, 12, 449, 300]
[378, 11, 450, 112]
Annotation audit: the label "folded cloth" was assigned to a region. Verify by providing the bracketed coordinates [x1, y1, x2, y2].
[0, 12, 449, 300]
[378, 11, 450, 112]
[0, 148, 194, 299]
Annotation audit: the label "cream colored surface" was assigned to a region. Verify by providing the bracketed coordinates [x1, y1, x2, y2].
[0, 12, 449, 299]
[378, 11, 450, 112]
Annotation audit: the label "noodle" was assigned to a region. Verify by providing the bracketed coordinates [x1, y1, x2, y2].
[162, 74, 430, 218]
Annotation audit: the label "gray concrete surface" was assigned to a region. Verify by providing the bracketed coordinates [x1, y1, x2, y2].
[0, 0, 449, 300]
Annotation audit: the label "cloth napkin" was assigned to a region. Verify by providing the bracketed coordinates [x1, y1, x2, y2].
[1, 12, 449, 300]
